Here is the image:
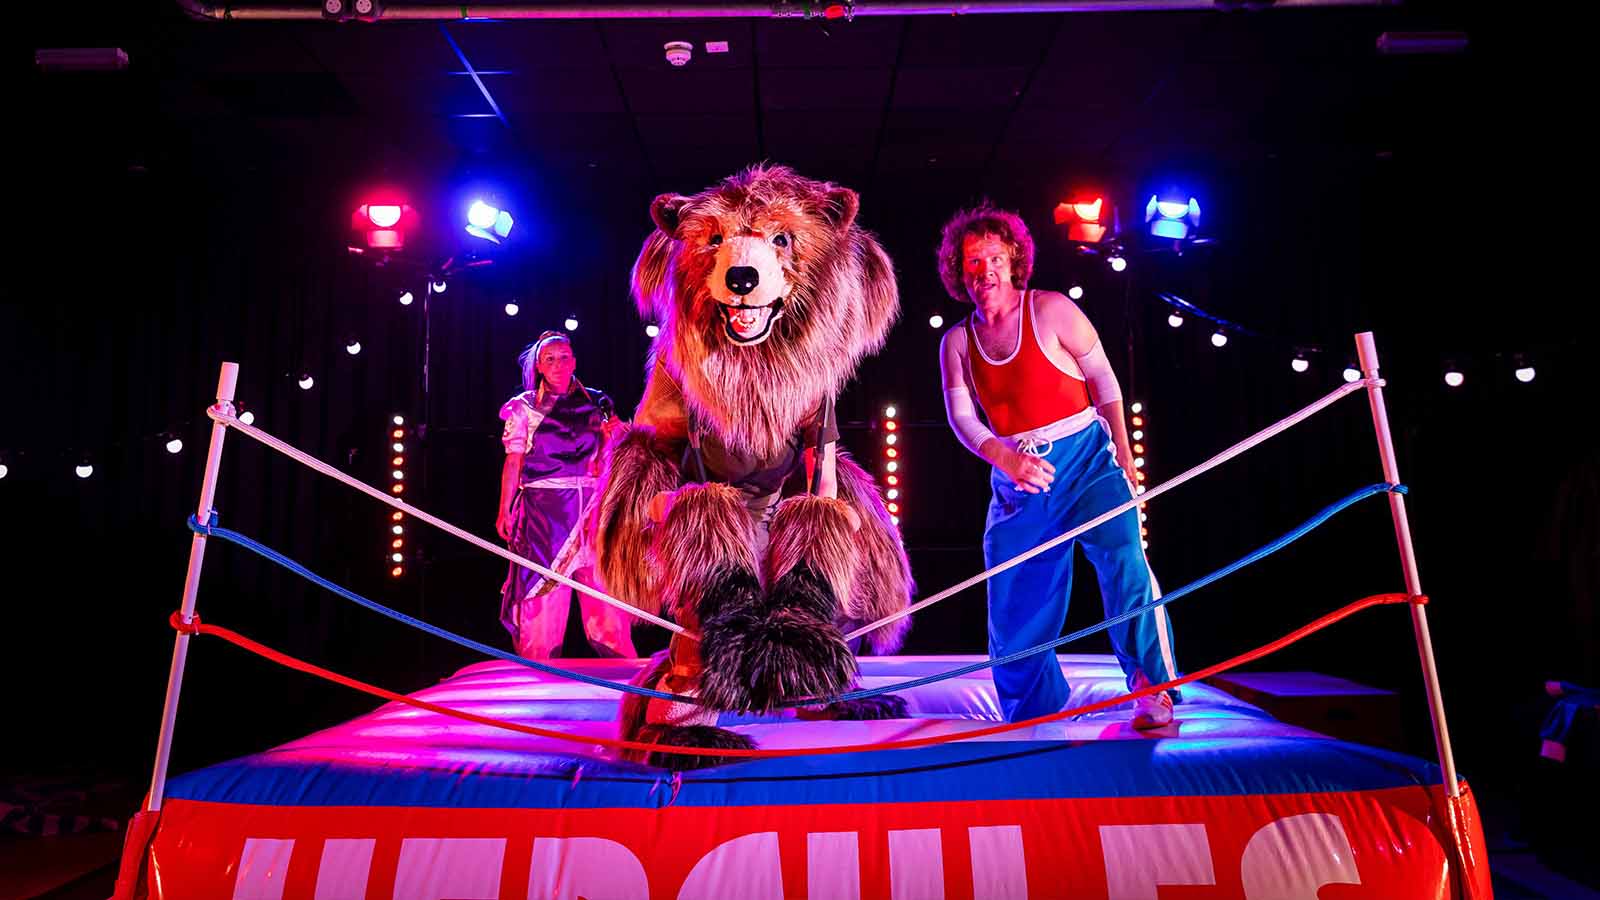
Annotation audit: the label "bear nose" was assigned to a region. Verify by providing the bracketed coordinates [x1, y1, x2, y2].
[725, 266, 760, 296]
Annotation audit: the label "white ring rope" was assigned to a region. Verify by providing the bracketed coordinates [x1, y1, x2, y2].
[206, 406, 692, 638]
[844, 378, 1380, 642]
[207, 377, 1377, 648]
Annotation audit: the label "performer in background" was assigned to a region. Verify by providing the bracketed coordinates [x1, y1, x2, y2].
[496, 331, 636, 659]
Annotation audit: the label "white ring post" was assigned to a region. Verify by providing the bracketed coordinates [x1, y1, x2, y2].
[145, 362, 238, 811]
[1355, 333, 1459, 797]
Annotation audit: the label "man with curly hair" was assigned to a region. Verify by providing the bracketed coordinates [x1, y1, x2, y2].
[937, 203, 1178, 729]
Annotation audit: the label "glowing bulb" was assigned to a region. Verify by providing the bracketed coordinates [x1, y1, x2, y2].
[165, 438, 183, 454]
[1211, 331, 1228, 348]
[885, 434, 897, 445]
[392, 470, 404, 480]
[1130, 402, 1143, 414]
[1141, 539, 1149, 549]
[393, 415, 405, 426]
[1167, 313, 1183, 328]
[399, 291, 414, 306]
[1515, 366, 1536, 383]
[392, 525, 404, 535]
[645, 324, 660, 338]
[1444, 370, 1464, 388]
[391, 511, 404, 521]
[884, 405, 897, 418]
[391, 566, 404, 577]
[887, 502, 899, 513]
[887, 461, 898, 473]
[1291, 356, 1310, 373]
[1132, 430, 1143, 440]
[1343, 367, 1361, 383]
[432, 279, 447, 294]
[505, 303, 519, 317]
[887, 489, 899, 500]
[392, 552, 404, 563]
[886, 448, 898, 459]
[1133, 457, 1145, 468]
[886, 475, 898, 486]
[1067, 286, 1084, 301]
[346, 340, 362, 355]
[240, 411, 255, 425]
[565, 317, 579, 332]
[298, 374, 315, 390]
[928, 314, 944, 328]
[1109, 255, 1127, 273]
[0, 464, 7, 479]
[392, 456, 404, 466]
[392, 442, 404, 453]
[891, 515, 900, 525]
[392, 538, 403, 549]
[76, 463, 93, 479]
[366, 205, 402, 228]
[467, 200, 498, 230]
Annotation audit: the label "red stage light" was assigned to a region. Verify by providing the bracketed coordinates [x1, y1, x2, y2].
[1054, 195, 1109, 243]
[352, 198, 418, 251]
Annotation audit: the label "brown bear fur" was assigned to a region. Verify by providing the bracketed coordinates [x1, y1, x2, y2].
[592, 165, 915, 766]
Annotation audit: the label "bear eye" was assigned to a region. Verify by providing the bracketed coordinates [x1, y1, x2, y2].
[771, 233, 789, 249]
[708, 233, 723, 247]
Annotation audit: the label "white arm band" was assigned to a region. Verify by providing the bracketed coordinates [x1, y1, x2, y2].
[1075, 340, 1122, 406]
[944, 385, 998, 457]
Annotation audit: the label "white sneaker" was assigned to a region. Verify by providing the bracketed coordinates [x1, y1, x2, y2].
[1129, 672, 1174, 730]
[1131, 690, 1173, 730]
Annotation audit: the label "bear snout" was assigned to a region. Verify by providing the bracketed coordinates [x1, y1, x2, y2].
[725, 266, 760, 296]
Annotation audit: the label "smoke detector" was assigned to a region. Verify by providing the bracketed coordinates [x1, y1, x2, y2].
[664, 41, 693, 67]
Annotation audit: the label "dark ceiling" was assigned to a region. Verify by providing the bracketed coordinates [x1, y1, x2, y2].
[20, 1, 1492, 195]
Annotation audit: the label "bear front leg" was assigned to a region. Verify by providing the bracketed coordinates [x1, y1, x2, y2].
[698, 495, 860, 713]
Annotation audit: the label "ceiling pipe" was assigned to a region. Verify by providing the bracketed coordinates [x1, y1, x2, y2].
[176, 0, 1392, 23]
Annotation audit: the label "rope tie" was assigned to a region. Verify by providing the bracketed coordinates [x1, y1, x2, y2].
[169, 610, 202, 635]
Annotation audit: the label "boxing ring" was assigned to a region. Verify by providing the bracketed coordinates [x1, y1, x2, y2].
[111, 333, 1492, 899]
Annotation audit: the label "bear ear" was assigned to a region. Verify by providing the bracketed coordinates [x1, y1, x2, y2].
[650, 194, 692, 235]
[822, 186, 859, 232]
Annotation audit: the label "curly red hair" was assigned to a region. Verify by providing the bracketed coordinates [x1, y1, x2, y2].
[936, 203, 1034, 303]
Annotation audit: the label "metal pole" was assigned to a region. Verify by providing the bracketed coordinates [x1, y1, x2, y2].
[177, 0, 1393, 22]
[146, 362, 238, 811]
[1355, 332, 1459, 797]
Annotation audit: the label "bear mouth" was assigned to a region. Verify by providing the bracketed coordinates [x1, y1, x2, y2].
[718, 298, 785, 346]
